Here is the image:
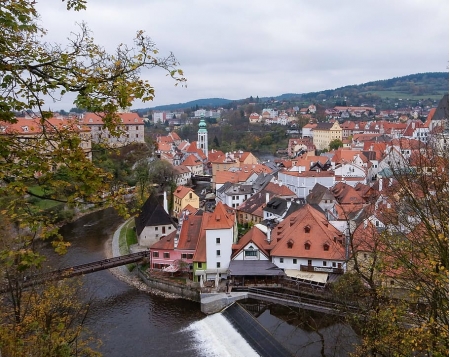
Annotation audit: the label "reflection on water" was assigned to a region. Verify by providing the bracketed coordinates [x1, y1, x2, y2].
[42, 208, 358, 356]
[244, 301, 359, 357]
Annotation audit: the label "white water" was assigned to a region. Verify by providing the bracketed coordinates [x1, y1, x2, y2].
[183, 313, 260, 357]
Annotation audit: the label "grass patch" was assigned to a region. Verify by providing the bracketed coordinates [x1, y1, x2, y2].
[27, 185, 64, 210]
[119, 219, 136, 255]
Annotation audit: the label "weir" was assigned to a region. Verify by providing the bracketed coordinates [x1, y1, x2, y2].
[222, 303, 293, 357]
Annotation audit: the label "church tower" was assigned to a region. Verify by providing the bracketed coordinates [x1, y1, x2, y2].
[197, 114, 208, 159]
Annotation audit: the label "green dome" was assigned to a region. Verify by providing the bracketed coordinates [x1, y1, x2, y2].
[198, 118, 207, 133]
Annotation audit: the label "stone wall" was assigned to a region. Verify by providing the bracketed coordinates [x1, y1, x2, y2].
[138, 269, 201, 302]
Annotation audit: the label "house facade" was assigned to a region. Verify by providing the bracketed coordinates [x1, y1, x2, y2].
[312, 122, 343, 150]
[172, 186, 199, 217]
[81, 112, 145, 147]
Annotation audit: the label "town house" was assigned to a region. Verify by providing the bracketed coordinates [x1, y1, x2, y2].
[81, 112, 145, 147]
[172, 186, 199, 217]
[312, 121, 343, 151]
[269, 204, 346, 285]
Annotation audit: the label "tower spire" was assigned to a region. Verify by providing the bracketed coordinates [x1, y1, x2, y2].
[197, 113, 208, 159]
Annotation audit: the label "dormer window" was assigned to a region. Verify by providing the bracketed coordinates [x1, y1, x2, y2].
[304, 242, 311, 250]
[287, 239, 294, 249]
[89, 118, 93, 123]
[22, 126, 29, 132]
[323, 243, 330, 251]
[304, 225, 310, 233]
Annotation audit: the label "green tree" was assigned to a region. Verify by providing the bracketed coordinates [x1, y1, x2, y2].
[0, 0, 184, 355]
[341, 138, 449, 356]
[329, 139, 343, 150]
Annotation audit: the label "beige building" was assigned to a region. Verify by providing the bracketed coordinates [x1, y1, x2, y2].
[312, 122, 343, 150]
[172, 186, 199, 217]
[81, 112, 145, 147]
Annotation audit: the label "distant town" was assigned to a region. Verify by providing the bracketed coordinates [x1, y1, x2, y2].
[3, 93, 447, 291]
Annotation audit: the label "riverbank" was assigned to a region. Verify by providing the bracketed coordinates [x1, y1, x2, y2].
[104, 218, 180, 299]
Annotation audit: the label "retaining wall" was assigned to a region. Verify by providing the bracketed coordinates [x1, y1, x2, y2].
[138, 269, 201, 302]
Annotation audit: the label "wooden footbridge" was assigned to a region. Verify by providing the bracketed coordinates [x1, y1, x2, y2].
[0, 251, 148, 294]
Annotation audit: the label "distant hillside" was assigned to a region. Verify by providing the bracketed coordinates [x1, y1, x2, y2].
[141, 98, 233, 112]
[139, 72, 448, 112]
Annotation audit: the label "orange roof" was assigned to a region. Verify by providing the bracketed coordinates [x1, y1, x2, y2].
[1, 117, 89, 134]
[205, 202, 235, 230]
[193, 212, 211, 262]
[270, 205, 345, 260]
[173, 186, 195, 199]
[215, 171, 241, 184]
[186, 141, 207, 160]
[423, 108, 436, 128]
[264, 182, 296, 197]
[208, 150, 225, 162]
[173, 165, 191, 175]
[81, 112, 143, 125]
[331, 182, 366, 205]
[157, 142, 172, 152]
[177, 214, 203, 250]
[150, 231, 176, 250]
[331, 148, 362, 163]
[239, 163, 271, 174]
[232, 226, 271, 258]
[182, 154, 202, 166]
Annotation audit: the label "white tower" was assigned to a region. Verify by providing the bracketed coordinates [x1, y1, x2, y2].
[197, 114, 208, 159]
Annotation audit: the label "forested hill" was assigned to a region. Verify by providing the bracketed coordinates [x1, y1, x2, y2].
[141, 72, 448, 111]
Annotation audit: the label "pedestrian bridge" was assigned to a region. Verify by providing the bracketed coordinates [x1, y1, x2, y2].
[0, 251, 148, 294]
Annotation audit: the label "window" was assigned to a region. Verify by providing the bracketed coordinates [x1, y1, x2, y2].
[280, 258, 284, 263]
[163, 252, 170, 258]
[245, 250, 257, 257]
[216, 262, 221, 268]
[323, 244, 329, 251]
[304, 243, 311, 250]
[364, 253, 368, 259]
[293, 258, 297, 264]
[155, 227, 158, 231]
[216, 238, 220, 244]
[216, 250, 221, 256]
[332, 262, 336, 268]
[181, 253, 187, 259]
[198, 262, 203, 268]
[307, 260, 312, 266]
[152, 252, 159, 258]
[187, 254, 193, 259]
[323, 261, 327, 266]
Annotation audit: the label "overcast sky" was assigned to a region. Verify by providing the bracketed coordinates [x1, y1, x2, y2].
[38, 0, 449, 111]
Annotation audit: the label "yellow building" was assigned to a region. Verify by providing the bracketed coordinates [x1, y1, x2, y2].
[172, 186, 199, 217]
[312, 122, 343, 151]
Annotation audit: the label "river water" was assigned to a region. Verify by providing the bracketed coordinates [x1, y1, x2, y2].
[42, 208, 357, 357]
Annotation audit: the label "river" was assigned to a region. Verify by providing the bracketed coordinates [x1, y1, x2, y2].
[41, 208, 357, 357]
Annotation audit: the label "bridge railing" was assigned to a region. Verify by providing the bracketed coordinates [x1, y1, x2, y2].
[247, 287, 361, 312]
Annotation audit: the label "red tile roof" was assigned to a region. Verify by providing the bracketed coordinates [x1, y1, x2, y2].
[270, 205, 345, 260]
[231, 226, 271, 258]
[81, 112, 143, 125]
[204, 202, 235, 230]
[173, 186, 195, 199]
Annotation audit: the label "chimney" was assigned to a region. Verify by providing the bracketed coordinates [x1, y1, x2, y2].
[266, 192, 270, 204]
[379, 177, 382, 192]
[163, 191, 168, 213]
[266, 227, 271, 243]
